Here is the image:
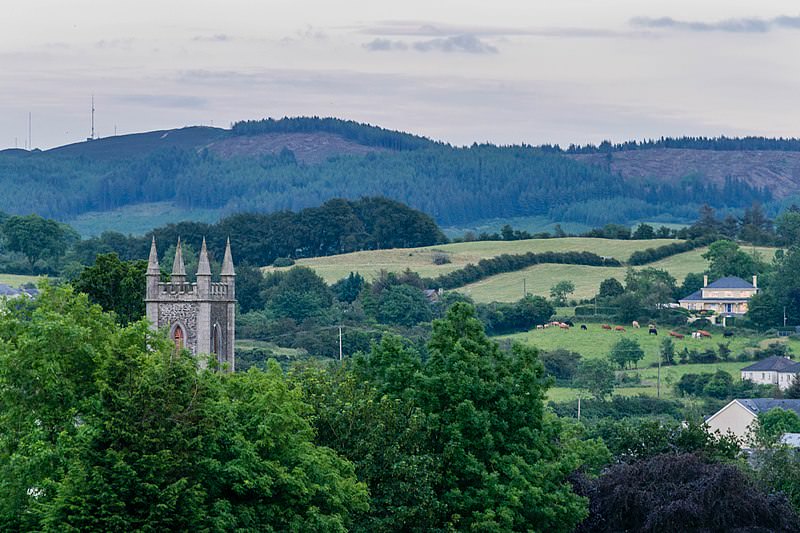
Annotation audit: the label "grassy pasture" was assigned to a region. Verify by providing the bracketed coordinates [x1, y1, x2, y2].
[0, 274, 43, 287]
[264, 237, 678, 284]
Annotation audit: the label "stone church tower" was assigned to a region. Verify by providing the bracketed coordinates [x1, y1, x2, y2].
[145, 237, 236, 371]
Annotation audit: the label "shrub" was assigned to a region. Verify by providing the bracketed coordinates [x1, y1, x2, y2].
[431, 251, 451, 265]
[272, 257, 295, 267]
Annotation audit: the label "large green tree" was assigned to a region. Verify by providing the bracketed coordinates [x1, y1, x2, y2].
[71, 253, 147, 325]
[0, 285, 367, 530]
[3, 214, 78, 271]
[702, 239, 765, 280]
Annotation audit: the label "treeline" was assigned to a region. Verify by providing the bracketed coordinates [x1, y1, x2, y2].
[230, 116, 437, 151]
[74, 197, 445, 268]
[0, 117, 776, 226]
[426, 251, 621, 290]
[627, 236, 715, 266]
[559, 135, 800, 154]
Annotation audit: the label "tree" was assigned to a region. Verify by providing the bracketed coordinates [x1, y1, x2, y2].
[541, 349, 582, 381]
[234, 262, 267, 313]
[624, 267, 677, 310]
[609, 337, 644, 369]
[678, 272, 705, 298]
[703, 240, 765, 280]
[71, 253, 147, 325]
[576, 358, 616, 400]
[785, 375, 800, 399]
[659, 337, 675, 365]
[332, 272, 365, 304]
[573, 453, 798, 533]
[376, 284, 432, 326]
[598, 277, 624, 299]
[3, 214, 77, 271]
[550, 280, 576, 305]
[264, 266, 333, 320]
[0, 284, 368, 530]
[776, 209, 800, 245]
[754, 408, 800, 445]
[632, 223, 655, 240]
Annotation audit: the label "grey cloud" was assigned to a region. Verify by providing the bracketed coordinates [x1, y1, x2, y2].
[363, 34, 498, 54]
[631, 15, 800, 33]
[113, 94, 207, 109]
[358, 21, 633, 39]
[193, 34, 232, 42]
[363, 38, 408, 51]
[413, 34, 498, 54]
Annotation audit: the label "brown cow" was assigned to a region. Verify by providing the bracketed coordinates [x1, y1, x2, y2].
[614, 326, 626, 332]
[698, 330, 712, 338]
[559, 323, 570, 330]
[601, 324, 612, 330]
[669, 331, 685, 340]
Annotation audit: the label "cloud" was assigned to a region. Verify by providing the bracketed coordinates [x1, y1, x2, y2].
[113, 94, 207, 109]
[631, 14, 800, 33]
[413, 34, 498, 54]
[193, 34, 232, 42]
[357, 20, 633, 39]
[363, 38, 408, 51]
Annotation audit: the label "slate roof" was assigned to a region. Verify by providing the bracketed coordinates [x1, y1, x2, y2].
[741, 356, 800, 373]
[737, 399, 800, 417]
[706, 276, 754, 289]
[0, 284, 21, 296]
[680, 290, 704, 301]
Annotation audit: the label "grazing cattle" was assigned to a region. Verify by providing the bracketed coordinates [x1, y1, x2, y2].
[559, 323, 570, 330]
[564, 320, 575, 327]
[601, 324, 612, 330]
[614, 326, 626, 332]
[581, 324, 588, 331]
[536, 324, 544, 330]
[723, 330, 734, 338]
[691, 331, 701, 339]
[698, 330, 712, 338]
[669, 331, 685, 340]
[649, 327, 658, 336]
[632, 321, 641, 329]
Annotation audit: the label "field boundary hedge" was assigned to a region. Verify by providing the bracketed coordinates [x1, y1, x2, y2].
[627, 236, 715, 266]
[426, 251, 621, 290]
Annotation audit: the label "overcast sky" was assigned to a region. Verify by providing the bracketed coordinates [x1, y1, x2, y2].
[3, 0, 800, 149]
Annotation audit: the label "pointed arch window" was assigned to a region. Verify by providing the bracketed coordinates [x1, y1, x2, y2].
[172, 324, 185, 351]
[212, 323, 225, 364]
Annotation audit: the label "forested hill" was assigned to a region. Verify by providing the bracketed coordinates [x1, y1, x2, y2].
[0, 117, 791, 231]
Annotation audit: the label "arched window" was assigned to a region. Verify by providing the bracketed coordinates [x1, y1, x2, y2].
[212, 323, 224, 364]
[172, 324, 185, 350]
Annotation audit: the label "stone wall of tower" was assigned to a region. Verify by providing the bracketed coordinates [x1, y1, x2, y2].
[145, 237, 236, 372]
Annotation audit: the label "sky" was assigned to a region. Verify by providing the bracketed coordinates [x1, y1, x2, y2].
[2, 0, 800, 149]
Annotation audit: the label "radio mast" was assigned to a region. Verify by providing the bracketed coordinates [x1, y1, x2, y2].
[88, 95, 95, 141]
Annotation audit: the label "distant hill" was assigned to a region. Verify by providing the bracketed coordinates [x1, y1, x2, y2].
[0, 118, 795, 234]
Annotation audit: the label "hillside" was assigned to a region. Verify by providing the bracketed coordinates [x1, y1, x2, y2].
[267, 238, 779, 304]
[1, 118, 797, 235]
[571, 148, 800, 198]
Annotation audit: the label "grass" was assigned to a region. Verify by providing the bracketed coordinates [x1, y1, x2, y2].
[264, 237, 678, 284]
[0, 274, 43, 287]
[67, 202, 221, 237]
[458, 245, 779, 303]
[236, 339, 307, 357]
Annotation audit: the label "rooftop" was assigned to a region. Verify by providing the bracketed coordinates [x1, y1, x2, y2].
[706, 276, 755, 289]
[737, 398, 800, 417]
[741, 356, 800, 373]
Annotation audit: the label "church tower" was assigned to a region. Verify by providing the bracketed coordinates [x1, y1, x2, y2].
[145, 237, 236, 371]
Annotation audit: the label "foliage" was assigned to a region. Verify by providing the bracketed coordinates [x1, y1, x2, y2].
[660, 337, 676, 365]
[575, 358, 616, 400]
[627, 236, 713, 266]
[297, 304, 597, 531]
[476, 295, 554, 335]
[609, 337, 645, 370]
[677, 370, 776, 400]
[572, 453, 798, 533]
[541, 349, 582, 381]
[598, 277, 624, 299]
[752, 446, 800, 514]
[272, 256, 295, 267]
[263, 266, 333, 321]
[548, 395, 684, 421]
[550, 280, 576, 305]
[0, 284, 367, 530]
[3, 214, 78, 272]
[375, 284, 432, 327]
[71, 253, 147, 325]
[703, 239, 766, 280]
[234, 262, 267, 313]
[754, 408, 800, 445]
[331, 272, 365, 304]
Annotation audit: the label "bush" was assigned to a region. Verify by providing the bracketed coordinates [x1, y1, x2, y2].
[272, 257, 295, 267]
[431, 251, 451, 265]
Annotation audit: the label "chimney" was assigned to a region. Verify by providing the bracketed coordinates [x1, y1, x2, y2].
[703, 275, 708, 287]
[752, 275, 758, 289]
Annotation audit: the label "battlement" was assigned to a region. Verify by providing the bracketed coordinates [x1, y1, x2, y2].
[154, 281, 232, 300]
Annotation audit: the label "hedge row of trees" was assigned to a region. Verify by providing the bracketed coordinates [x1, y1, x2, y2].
[426, 251, 621, 290]
[627, 235, 715, 266]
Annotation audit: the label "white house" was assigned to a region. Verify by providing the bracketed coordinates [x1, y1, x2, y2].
[705, 398, 800, 441]
[741, 356, 800, 391]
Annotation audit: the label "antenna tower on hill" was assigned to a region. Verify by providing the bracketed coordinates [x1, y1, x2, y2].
[88, 95, 95, 141]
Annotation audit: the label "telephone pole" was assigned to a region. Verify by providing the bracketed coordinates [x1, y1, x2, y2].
[338, 326, 343, 361]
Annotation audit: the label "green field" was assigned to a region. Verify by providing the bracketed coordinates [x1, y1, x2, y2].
[67, 202, 221, 237]
[264, 237, 678, 284]
[459, 245, 778, 303]
[501, 324, 797, 401]
[0, 274, 43, 287]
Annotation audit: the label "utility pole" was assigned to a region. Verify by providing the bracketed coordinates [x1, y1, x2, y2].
[577, 397, 581, 420]
[523, 278, 526, 297]
[784, 307, 788, 328]
[91, 95, 95, 140]
[338, 326, 343, 361]
[28, 112, 31, 150]
[657, 354, 661, 398]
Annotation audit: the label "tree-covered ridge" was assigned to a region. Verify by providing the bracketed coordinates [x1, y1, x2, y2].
[560, 135, 800, 153]
[230, 116, 438, 151]
[0, 117, 776, 227]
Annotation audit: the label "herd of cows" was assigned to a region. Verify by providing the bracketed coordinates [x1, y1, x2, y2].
[535, 320, 732, 340]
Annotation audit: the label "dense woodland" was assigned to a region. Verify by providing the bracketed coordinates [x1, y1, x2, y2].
[0, 118, 777, 228]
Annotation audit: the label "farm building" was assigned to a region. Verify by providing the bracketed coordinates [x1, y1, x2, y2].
[740, 356, 800, 390]
[678, 275, 758, 326]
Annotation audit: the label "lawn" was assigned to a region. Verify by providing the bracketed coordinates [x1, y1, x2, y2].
[264, 237, 678, 284]
[0, 274, 44, 287]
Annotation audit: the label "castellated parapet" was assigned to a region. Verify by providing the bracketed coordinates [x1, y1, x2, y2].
[145, 236, 236, 372]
